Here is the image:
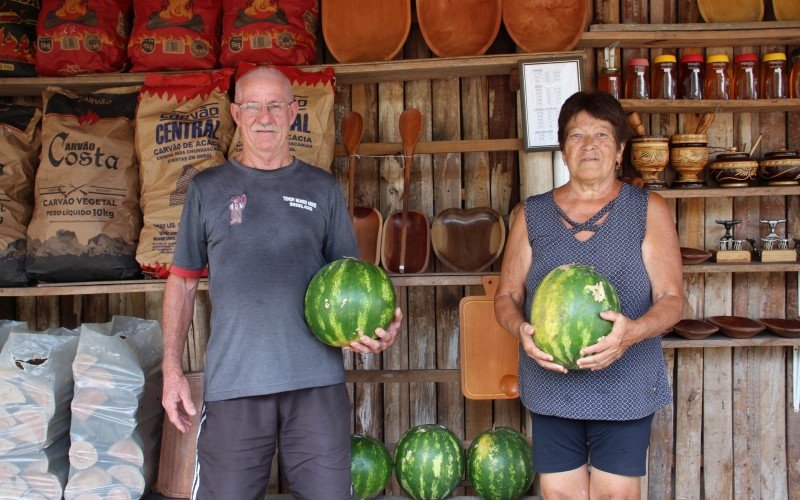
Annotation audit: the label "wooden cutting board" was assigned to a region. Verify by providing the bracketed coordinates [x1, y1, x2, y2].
[459, 275, 520, 400]
[322, 0, 411, 63]
[156, 372, 204, 498]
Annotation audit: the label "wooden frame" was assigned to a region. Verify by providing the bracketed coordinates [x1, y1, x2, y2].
[519, 56, 584, 151]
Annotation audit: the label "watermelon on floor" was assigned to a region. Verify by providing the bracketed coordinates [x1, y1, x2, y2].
[304, 258, 396, 347]
[530, 263, 621, 369]
[351, 434, 393, 500]
[466, 427, 533, 500]
[394, 424, 464, 500]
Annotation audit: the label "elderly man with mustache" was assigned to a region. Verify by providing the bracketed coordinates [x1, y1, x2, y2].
[160, 67, 402, 500]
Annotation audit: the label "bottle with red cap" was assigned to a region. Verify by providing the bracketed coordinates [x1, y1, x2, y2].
[624, 58, 650, 99]
[734, 53, 759, 99]
[680, 54, 704, 99]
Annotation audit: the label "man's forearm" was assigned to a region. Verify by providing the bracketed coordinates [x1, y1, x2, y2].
[162, 273, 199, 375]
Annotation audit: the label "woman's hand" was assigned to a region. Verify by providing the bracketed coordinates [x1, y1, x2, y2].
[576, 310, 636, 370]
[519, 322, 569, 374]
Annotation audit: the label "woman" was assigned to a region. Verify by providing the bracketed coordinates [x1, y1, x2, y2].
[495, 91, 684, 499]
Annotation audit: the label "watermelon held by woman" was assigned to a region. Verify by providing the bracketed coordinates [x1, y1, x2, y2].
[394, 424, 464, 500]
[466, 427, 533, 500]
[530, 263, 621, 369]
[351, 434, 393, 500]
[304, 258, 396, 347]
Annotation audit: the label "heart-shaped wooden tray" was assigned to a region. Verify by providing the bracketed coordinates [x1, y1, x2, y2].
[431, 207, 506, 272]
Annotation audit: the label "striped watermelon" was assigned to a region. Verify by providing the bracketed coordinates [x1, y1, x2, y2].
[530, 263, 621, 369]
[394, 424, 464, 500]
[351, 434, 393, 500]
[304, 258, 396, 347]
[466, 427, 533, 500]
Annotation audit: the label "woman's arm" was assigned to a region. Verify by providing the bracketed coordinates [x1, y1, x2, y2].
[577, 192, 684, 370]
[495, 207, 567, 373]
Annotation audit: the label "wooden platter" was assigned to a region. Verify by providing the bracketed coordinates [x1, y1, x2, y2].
[707, 316, 765, 339]
[759, 318, 800, 338]
[673, 319, 719, 340]
[431, 207, 506, 272]
[459, 275, 519, 400]
[698, 0, 764, 22]
[417, 0, 502, 57]
[503, 0, 588, 53]
[322, 0, 411, 63]
[773, 0, 800, 21]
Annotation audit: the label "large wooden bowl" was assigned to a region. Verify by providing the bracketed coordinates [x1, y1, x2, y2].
[773, 0, 800, 21]
[698, 0, 763, 22]
[431, 207, 506, 272]
[322, 0, 411, 63]
[381, 210, 430, 274]
[503, 0, 588, 53]
[417, 0, 501, 57]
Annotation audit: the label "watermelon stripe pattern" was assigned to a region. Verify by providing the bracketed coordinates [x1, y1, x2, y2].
[395, 424, 464, 500]
[351, 434, 393, 500]
[531, 263, 621, 369]
[466, 427, 533, 500]
[304, 258, 396, 347]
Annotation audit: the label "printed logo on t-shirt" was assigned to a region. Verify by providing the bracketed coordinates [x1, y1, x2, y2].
[282, 195, 316, 212]
[229, 194, 246, 224]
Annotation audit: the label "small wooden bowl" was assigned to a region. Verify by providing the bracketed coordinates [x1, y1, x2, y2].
[759, 318, 800, 338]
[706, 316, 765, 339]
[673, 319, 719, 340]
[431, 207, 505, 272]
[680, 247, 712, 265]
[503, 0, 588, 53]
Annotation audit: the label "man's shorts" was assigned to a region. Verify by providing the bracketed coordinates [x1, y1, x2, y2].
[530, 411, 654, 477]
[192, 383, 353, 500]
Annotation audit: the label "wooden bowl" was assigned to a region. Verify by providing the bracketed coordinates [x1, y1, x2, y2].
[431, 207, 506, 272]
[670, 134, 708, 188]
[698, 0, 763, 22]
[759, 318, 800, 338]
[709, 151, 759, 188]
[681, 247, 712, 265]
[673, 319, 719, 340]
[706, 316, 765, 339]
[417, 0, 501, 57]
[758, 149, 800, 186]
[773, 0, 800, 20]
[322, 0, 411, 63]
[503, 0, 588, 53]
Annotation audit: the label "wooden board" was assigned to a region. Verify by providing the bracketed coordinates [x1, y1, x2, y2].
[459, 275, 519, 399]
[321, 0, 411, 63]
[417, 0, 501, 57]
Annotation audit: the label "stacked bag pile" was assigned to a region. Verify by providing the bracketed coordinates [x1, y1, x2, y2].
[0, 317, 163, 499]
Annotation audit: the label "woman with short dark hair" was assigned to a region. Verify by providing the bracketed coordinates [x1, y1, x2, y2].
[495, 90, 684, 499]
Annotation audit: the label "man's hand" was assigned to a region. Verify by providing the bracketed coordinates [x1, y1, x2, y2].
[347, 307, 403, 354]
[519, 322, 568, 374]
[162, 369, 197, 433]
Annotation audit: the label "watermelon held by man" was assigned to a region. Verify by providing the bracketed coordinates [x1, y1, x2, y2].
[304, 258, 396, 347]
[530, 263, 621, 369]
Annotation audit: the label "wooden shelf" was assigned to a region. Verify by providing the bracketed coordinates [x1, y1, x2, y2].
[658, 186, 800, 198]
[579, 21, 800, 48]
[3, 264, 800, 297]
[661, 332, 800, 348]
[620, 98, 800, 113]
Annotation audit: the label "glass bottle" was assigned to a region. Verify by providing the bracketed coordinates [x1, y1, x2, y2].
[680, 54, 704, 99]
[733, 53, 759, 99]
[624, 58, 650, 99]
[705, 54, 730, 100]
[598, 67, 621, 99]
[761, 52, 787, 99]
[652, 54, 677, 99]
[790, 48, 800, 99]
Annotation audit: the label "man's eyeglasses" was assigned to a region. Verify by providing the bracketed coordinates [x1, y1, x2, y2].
[236, 101, 295, 117]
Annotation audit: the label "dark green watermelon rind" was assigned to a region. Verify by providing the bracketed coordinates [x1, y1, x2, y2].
[351, 434, 393, 500]
[531, 264, 621, 369]
[395, 424, 465, 500]
[466, 427, 533, 500]
[305, 259, 396, 347]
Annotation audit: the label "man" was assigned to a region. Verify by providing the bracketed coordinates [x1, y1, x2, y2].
[161, 66, 402, 500]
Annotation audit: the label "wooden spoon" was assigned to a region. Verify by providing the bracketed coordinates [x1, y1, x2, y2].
[627, 112, 646, 136]
[342, 111, 383, 265]
[381, 108, 430, 274]
[695, 112, 715, 135]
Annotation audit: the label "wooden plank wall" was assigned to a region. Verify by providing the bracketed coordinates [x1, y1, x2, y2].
[1, 0, 798, 498]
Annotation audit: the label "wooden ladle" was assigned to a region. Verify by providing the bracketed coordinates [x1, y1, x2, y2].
[695, 112, 715, 135]
[342, 111, 383, 265]
[381, 108, 430, 274]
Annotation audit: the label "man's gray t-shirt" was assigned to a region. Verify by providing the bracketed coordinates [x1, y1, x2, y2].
[171, 158, 359, 402]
